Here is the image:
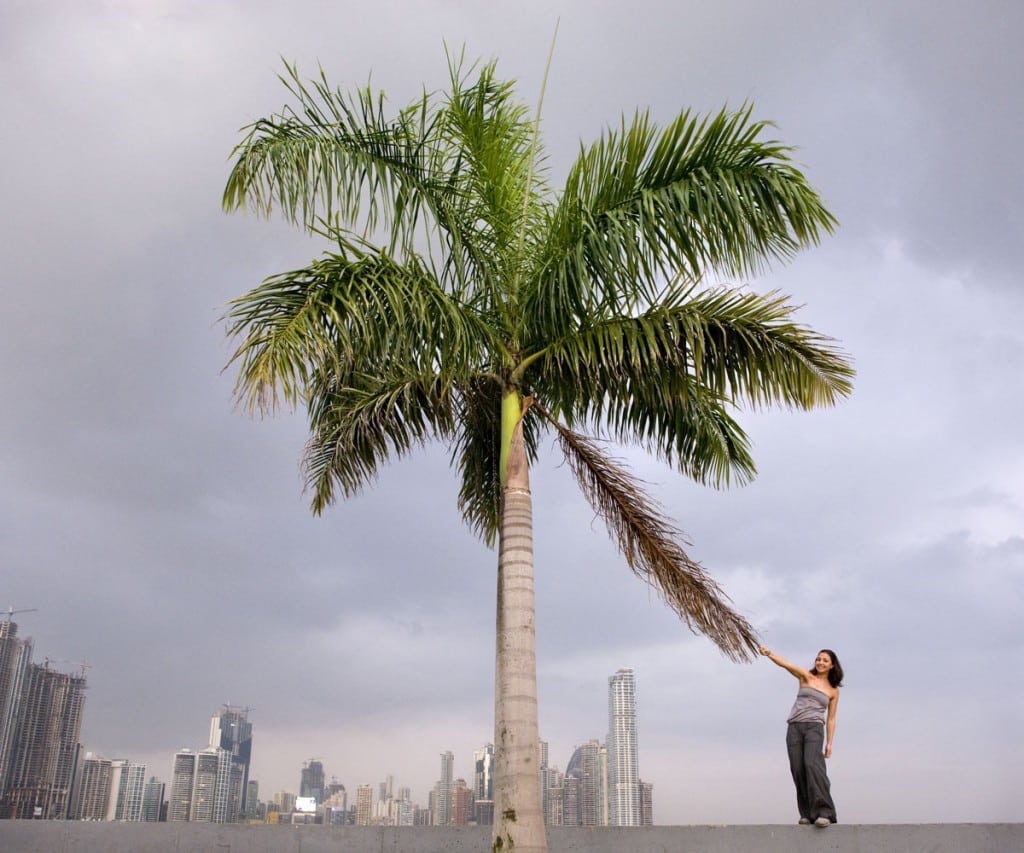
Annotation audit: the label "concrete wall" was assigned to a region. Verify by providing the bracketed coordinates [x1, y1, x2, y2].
[0, 822, 1019, 853]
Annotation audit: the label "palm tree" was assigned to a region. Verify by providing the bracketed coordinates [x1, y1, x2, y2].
[222, 53, 853, 851]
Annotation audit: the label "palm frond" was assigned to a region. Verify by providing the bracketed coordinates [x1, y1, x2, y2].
[304, 370, 456, 513]
[536, 405, 759, 661]
[530, 105, 837, 332]
[440, 56, 550, 316]
[522, 285, 851, 485]
[661, 284, 854, 408]
[224, 246, 500, 416]
[223, 62, 436, 250]
[223, 61, 507, 296]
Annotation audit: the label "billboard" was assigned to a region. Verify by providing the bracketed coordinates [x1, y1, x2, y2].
[295, 796, 317, 813]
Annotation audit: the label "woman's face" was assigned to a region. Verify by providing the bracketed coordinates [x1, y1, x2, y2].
[813, 651, 834, 674]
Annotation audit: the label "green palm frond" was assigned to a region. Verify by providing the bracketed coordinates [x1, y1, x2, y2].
[539, 357, 756, 487]
[224, 62, 438, 250]
[601, 379, 756, 487]
[443, 60, 539, 249]
[224, 245, 498, 416]
[536, 405, 759, 661]
[304, 370, 456, 513]
[662, 284, 854, 408]
[529, 105, 837, 333]
[223, 260, 342, 414]
[527, 286, 850, 485]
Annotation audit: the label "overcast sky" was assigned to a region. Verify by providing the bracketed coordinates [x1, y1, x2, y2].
[1, 0, 1021, 826]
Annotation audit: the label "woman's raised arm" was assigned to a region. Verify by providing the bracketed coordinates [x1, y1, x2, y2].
[759, 646, 811, 682]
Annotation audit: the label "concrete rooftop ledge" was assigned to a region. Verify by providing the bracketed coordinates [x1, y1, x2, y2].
[0, 822, 1019, 852]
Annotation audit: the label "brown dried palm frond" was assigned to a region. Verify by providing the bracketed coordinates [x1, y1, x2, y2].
[535, 404, 760, 661]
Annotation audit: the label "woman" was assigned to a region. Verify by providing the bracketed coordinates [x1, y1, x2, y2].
[759, 645, 843, 827]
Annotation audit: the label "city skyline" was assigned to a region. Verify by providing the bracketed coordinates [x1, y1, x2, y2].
[3, 619, 653, 827]
[4, 614, 651, 823]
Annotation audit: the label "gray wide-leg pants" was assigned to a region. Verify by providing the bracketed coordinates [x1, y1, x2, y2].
[786, 722, 837, 823]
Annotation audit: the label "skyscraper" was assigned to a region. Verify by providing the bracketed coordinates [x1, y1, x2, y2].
[109, 759, 147, 821]
[73, 754, 113, 821]
[354, 784, 373, 826]
[192, 748, 234, 823]
[639, 780, 654, 826]
[169, 747, 235, 823]
[0, 660, 86, 819]
[607, 668, 640, 826]
[300, 759, 324, 801]
[538, 739, 559, 826]
[141, 776, 165, 822]
[434, 750, 453, 826]
[169, 750, 198, 822]
[245, 779, 259, 819]
[450, 778, 472, 825]
[0, 621, 32, 804]
[472, 743, 494, 824]
[565, 738, 605, 826]
[209, 704, 252, 820]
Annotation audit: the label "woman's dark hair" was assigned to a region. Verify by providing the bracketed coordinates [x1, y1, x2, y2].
[819, 649, 844, 688]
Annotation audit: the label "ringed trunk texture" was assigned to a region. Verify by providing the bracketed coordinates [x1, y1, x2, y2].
[493, 403, 546, 853]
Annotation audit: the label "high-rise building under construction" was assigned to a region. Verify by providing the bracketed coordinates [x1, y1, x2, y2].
[0, 619, 87, 819]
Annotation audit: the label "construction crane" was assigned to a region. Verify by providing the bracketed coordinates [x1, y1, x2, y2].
[3, 606, 38, 622]
[42, 657, 92, 678]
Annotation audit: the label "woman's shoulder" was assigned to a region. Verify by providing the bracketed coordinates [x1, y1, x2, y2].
[793, 666, 816, 685]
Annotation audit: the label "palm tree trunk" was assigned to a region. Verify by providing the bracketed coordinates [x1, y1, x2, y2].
[493, 394, 546, 853]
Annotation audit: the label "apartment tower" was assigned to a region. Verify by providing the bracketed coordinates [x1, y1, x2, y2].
[607, 668, 640, 826]
[472, 743, 494, 825]
[0, 620, 32, 806]
[0, 660, 86, 819]
[434, 750, 453, 826]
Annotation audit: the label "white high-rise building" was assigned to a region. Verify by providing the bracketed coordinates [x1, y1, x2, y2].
[607, 668, 641, 826]
[109, 759, 147, 821]
[169, 747, 235, 823]
[74, 754, 113, 820]
[170, 750, 197, 821]
[434, 750, 454, 826]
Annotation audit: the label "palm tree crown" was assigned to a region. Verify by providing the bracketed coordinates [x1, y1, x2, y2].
[222, 52, 853, 850]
